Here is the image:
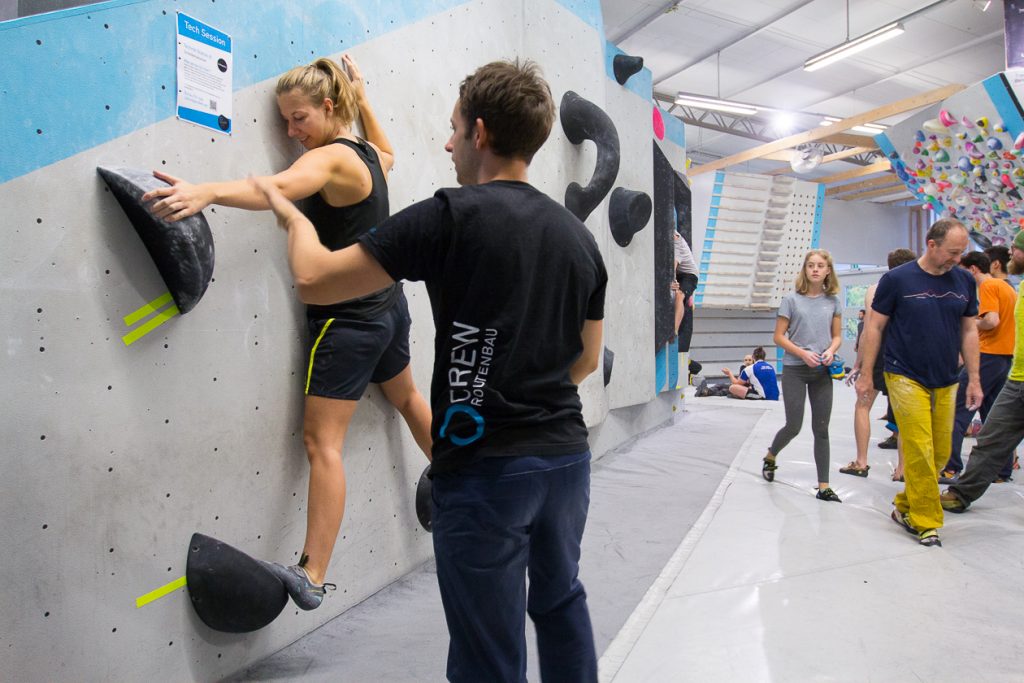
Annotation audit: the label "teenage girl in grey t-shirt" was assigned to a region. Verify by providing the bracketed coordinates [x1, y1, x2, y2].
[762, 249, 844, 502]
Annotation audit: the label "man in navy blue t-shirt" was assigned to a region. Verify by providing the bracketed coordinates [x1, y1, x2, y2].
[856, 219, 980, 548]
[253, 61, 606, 683]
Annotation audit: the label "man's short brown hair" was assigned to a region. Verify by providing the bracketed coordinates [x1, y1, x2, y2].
[458, 60, 555, 163]
[887, 248, 916, 269]
[926, 218, 967, 245]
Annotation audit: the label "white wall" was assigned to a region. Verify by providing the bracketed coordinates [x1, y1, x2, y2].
[820, 198, 914, 267]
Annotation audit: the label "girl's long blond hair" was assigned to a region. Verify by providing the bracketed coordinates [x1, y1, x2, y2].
[276, 58, 358, 127]
[794, 249, 839, 295]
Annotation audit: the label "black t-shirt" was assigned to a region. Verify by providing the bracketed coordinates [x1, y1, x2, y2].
[302, 137, 400, 320]
[360, 180, 607, 473]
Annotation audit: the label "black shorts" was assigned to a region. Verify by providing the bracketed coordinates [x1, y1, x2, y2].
[676, 271, 698, 298]
[873, 364, 888, 396]
[304, 294, 411, 400]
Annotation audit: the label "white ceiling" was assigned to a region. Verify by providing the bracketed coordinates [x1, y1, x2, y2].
[601, 0, 1006, 183]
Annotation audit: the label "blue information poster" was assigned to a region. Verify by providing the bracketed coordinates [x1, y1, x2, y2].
[175, 12, 232, 134]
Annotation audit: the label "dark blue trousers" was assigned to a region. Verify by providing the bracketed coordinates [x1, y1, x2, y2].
[432, 451, 597, 683]
[943, 353, 1012, 474]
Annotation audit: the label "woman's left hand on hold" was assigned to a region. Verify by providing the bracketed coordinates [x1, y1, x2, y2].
[342, 54, 366, 101]
[143, 171, 213, 222]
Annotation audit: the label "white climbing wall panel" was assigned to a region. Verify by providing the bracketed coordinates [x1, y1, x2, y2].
[696, 171, 824, 310]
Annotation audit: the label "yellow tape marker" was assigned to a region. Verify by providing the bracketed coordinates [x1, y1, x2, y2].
[123, 292, 175, 327]
[135, 575, 187, 608]
[121, 305, 180, 346]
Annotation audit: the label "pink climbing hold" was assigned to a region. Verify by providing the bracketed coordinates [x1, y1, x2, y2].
[939, 109, 956, 127]
[1014, 131, 1024, 150]
[652, 107, 665, 140]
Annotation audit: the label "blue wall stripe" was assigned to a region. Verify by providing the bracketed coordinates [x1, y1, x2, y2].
[0, 0, 470, 184]
[696, 170, 727, 305]
[654, 345, 667, 393]
[660, 105, 686, 149]
[666, 339, 679, 391]
[810, 182, 825, 248]
[556, 0, 603, 32]
[984, 73, 1024, 139]
[604, 41, 653, 101]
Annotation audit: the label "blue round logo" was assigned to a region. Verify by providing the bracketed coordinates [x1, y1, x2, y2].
[439, 404, 485, 446]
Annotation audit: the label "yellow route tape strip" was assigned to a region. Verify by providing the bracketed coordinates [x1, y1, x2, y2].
[123, 292, 175, 327]
[121, 305, 180, 346]
[135, 575, 187, 608]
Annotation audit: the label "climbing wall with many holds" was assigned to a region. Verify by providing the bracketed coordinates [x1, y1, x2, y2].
[878, 73, 1024, 245]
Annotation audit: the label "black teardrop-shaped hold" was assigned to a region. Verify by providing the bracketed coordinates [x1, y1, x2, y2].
[609, 187, 652, 247]
[97, 166, 214, 314]
[968, 229, 992, 250]
[560, 91, 621, 222]
[185, 533, 288, 633]
[603, 347, 615, 387]
[415, 464, 432, 532]
[612, 54, 644, 85]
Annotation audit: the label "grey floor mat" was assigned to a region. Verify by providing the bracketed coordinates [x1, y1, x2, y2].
[224, 401, 764, 682]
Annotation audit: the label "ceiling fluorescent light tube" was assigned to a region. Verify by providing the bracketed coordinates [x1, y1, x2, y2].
[803, 22, 905, 72]
[674, 94, 758, 116]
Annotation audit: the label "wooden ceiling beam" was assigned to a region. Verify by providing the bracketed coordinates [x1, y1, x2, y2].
[816, 159, 892, 185]
[825, 173, 898, 196]
[766, 146, 877, 176]
[688, 83, 964, 176]
[880, 193, 917, 204]
[838, 183, 909, 201]
[819, 133, 879, 147]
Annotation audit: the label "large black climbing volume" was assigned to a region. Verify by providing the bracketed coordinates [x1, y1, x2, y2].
[186, 533, 288, 633]
[97, 166, 215, 314]
[559, 91, 621, 222]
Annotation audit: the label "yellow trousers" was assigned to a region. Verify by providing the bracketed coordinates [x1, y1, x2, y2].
[885, 372, 957, 531]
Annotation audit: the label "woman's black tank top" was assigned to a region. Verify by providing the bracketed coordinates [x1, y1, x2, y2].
[302, 137, 400, 320]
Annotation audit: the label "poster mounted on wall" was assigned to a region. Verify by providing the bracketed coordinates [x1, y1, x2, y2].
[175, 12, 232, 134]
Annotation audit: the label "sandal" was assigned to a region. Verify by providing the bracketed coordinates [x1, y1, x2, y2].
[762, 454, 777, 482]
[839, 462, 870, 477]
[891, 471, 904, 482]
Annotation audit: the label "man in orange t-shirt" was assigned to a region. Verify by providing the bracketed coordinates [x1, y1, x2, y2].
[941, 251, 1017, 479]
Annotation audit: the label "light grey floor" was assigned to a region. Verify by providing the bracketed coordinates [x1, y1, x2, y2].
[606, 386, 1024, 683]
[225, 398, 763, 682]
[228, 384, 1024, 682]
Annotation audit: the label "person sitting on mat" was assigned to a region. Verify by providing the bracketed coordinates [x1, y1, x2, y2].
[722, 346, 778, 400]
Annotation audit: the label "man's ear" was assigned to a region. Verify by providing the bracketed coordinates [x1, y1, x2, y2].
[473, 117, 488, 150]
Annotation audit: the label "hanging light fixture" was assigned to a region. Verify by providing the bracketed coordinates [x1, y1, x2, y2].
[803, 0, 952, 71]
[674, 51, 759, 116]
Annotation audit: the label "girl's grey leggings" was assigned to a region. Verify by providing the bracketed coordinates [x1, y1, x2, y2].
[769, 363, 833, 483]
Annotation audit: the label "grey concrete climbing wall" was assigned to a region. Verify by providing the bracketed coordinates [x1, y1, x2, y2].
[0, 0, 680, 679]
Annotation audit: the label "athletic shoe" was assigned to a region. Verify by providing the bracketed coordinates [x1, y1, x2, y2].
[762, 455, 777, 482]
[891, 509, 942, 546]
[938, 469, 959, 484]
[816, 487, 842, 502]
[994, 475, 1014, 483]
[839, 462, 870, 477]
[939, 490, 967, 513]
[878, 435, 898, 450]
[891, 509, 917, 535]
[261, 561, 335, 611]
